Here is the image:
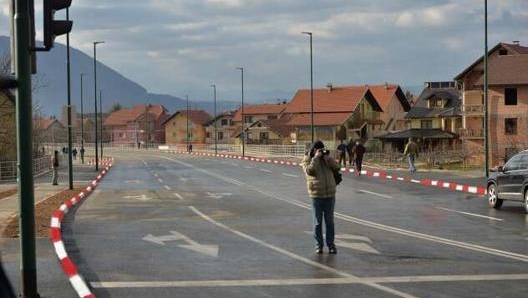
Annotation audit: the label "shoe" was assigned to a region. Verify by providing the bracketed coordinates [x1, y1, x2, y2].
[328, 247, 337, 254]
[315, 247, 323, 254]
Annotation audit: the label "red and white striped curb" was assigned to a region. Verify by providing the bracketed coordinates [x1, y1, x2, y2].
[49, 163, 112, 298]
[168, 150, 487, 195]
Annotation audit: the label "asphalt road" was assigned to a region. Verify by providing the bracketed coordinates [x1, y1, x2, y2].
[66, 151, 528, 298]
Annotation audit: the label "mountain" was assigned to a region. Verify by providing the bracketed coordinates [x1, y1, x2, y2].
[0, 36, 240, 117]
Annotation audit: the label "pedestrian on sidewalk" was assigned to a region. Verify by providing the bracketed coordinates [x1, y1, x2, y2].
[51, 150, 59, 185]
[302, 140, 340, 255]
[336, 140, 347, 167]
[347, 138, 355, 167]
[403, 137, 419, 172]
[353, 140, 366, 175]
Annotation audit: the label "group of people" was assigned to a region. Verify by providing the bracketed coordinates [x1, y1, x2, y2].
[302, 138, 420, 255]
[336, 139, 366, 175]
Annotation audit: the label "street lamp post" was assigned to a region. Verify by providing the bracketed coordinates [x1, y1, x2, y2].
[80, 73, 87, 164]
[211, 84, 217, 155]
[93, 41, 104, 171]
[99, 89, 103, 162]
[302, 31, 314, 144]
[186, 95, 190, 152]
[484, 0, 489, 177]
[236, 67, 245, 157]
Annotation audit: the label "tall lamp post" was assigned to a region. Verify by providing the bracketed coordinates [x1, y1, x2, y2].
[80, 73, 87, 164]
[99, 89, 103, 162]
[484, 0, 489, 177]
[302, 31, 314, 144]
[186, 95, 190, 152]
[211, 84, 217, 155]
[236, 67, 245, 157]
[93, 41, 104, 171]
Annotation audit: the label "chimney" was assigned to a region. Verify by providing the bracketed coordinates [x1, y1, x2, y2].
[326, 83, 333, 92]
[384, 82, 388, 90]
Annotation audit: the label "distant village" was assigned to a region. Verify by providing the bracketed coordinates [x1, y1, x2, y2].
[2, 42, 528, 168]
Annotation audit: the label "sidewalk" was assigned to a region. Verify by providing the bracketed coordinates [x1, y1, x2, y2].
[0, 162, 103, 298]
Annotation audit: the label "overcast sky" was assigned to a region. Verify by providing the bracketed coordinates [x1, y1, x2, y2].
[1, 0, 527, 102]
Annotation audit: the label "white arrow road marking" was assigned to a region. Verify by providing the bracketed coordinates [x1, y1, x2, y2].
[304, 232, 380, 254]
[173, 193, 184, 200]
[142, 231, 219, 257]
[124, 194, 152, 201]
[206, 192, 233, 199]
[259, 168, 272, 173]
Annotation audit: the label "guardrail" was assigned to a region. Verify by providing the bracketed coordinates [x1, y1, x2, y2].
[0, 156, 52, 182]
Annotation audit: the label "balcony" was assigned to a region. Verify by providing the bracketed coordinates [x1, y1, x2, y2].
[462, 104, 484, 115]
[457, 128, 484, 139]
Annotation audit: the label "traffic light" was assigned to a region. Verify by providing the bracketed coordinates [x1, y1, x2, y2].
[43, 0, 73, 50]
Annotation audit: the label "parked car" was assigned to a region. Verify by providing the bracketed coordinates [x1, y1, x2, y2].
[487, 150, 528, 213]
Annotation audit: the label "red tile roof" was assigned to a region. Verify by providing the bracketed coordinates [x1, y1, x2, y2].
[166, 110, 213, 126]
[232, 103, 287, 122]
[284, 86, 381, 114]
[104, 104, 168, 126]
[33, 118, 64, 130]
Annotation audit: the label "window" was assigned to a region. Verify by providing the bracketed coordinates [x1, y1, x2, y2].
[221, 119, 228, 126]
[267, 115, 277, 120]
[260, 132, 269, 140]
[505, 118, 517, 135]
[505, 88, 517, 105]
[244, 116, 253, 124]
[206, 132, 210, 138]
[421, 120, 433, 129]
[499, 49, 508, 56]
[218, 132, 224, 140]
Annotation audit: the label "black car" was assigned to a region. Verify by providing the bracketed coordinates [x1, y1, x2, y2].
[487, 150, 528, 213]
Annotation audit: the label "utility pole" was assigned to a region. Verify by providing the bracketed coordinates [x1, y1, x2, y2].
[13, 0, 39, 296]
[66, 8, 73, 190]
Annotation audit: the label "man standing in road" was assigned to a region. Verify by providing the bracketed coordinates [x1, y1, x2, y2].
[403, 137, 419, 172]
[302, 140, 340, 254]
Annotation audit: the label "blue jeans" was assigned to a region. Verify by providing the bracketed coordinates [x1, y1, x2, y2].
[312, 197, 336, 248]
[407, 154, 416, 172]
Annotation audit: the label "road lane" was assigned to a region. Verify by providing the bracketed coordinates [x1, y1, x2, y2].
[65, 151, 528, 298]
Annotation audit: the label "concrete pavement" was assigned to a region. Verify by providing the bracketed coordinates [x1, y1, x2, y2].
[0, 152, 488, 298]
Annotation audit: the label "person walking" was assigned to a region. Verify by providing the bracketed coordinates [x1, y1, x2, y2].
[353, 140, 366, 175]
[347, 138, 355, 167]
[403, 137, 419, 172]
[336, 140, 347, 167]
[51, 150, 59, 185]
[302, 140, 340, 254]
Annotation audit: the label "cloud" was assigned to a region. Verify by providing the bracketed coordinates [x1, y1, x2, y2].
[0, 0, 526, 102]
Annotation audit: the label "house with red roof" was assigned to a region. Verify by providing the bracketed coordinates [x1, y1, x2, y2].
[104, 104, 169, 147]
[163, 110, 213, 146]
[33, 117, 67, 144]
[283, 84, 383, 148]
[231, 102, 289, 145]
[454, 42, 528, 166]
[205, 110, 237, 145]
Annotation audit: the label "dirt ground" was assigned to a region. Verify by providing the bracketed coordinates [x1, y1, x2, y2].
[1, 187, 84, 238]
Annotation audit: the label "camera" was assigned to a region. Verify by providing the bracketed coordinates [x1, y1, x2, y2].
[322, 149, 330, 155]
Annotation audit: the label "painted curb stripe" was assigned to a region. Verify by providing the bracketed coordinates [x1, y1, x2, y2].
[172, 151, 487, 195]
[49, 162, 113, 298]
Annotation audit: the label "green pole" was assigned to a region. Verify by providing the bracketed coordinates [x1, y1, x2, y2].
[14, 0, 39, 296]
[66, 8, 73, 189]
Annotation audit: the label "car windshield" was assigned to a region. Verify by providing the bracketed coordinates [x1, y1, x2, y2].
[504, 154, 528, 171]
